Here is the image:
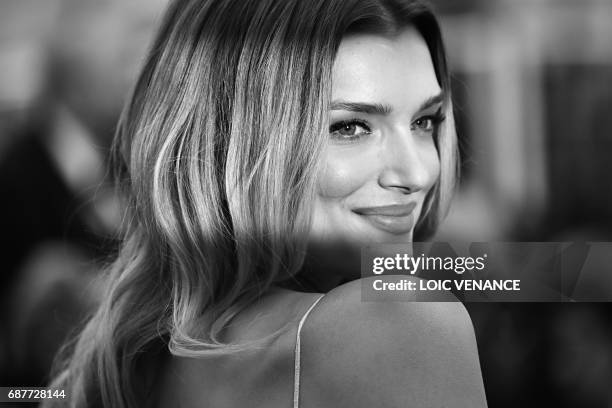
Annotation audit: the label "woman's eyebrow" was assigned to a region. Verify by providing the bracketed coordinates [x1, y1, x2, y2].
[329, 101, 392, 115]
[416, 92, 444, 112]
[330, 92, 445, 115]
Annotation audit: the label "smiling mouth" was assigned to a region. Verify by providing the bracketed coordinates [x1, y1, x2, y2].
[352, 203, 417, 235]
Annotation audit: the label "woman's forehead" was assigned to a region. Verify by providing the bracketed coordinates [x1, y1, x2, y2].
[331, 28, 441, 114]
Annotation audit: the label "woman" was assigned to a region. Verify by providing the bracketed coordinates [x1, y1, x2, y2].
[46, 0, 487, 406]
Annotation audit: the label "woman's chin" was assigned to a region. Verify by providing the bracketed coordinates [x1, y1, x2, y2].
[310, 223, 414, 247]
[342, 228, 415, 246]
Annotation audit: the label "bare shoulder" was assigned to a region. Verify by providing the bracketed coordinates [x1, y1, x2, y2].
[298, 277, 488, 408]
[306, 276, 472, 335]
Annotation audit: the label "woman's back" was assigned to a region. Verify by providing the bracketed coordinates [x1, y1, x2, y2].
[155, 278, 487, 408]
[156, 289, 322, 408]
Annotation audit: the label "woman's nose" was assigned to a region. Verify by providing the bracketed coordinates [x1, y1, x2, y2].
[377, 128, 434, 194]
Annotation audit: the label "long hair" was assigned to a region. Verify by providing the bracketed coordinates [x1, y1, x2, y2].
[45, 0, 457, 406]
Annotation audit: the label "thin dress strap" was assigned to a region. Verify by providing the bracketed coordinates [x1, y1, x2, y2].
[293, 294, 325, 408]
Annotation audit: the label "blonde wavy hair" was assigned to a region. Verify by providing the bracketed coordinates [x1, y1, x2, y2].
[45, 0, 457, 406]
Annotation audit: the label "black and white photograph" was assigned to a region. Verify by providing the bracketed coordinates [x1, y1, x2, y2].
[1, 0, 611, 407]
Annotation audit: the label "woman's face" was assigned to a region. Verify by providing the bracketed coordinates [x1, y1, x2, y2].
[311, 28, 443, 246]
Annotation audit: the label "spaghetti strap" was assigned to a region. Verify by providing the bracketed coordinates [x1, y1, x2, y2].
[293, 294, 325, 408]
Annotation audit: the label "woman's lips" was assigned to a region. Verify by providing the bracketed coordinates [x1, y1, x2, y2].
[352, 203, 417, 235]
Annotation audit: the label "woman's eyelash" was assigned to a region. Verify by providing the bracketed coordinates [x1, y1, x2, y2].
[329, 119, 372, 137]
[413, 110, 446, 129]
[430, 110, 446, 123]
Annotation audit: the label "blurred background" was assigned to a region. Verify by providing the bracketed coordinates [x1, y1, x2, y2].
[0, 0, 611, 407]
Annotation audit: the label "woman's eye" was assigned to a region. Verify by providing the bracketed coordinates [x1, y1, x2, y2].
[412, 117, 434, 132]
[411, 112, 445, 135]
[329, 120, 372, 140]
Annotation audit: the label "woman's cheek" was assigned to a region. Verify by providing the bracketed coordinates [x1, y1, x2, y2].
[424, 141, 441, 192]
[316, 150, 373, 199]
